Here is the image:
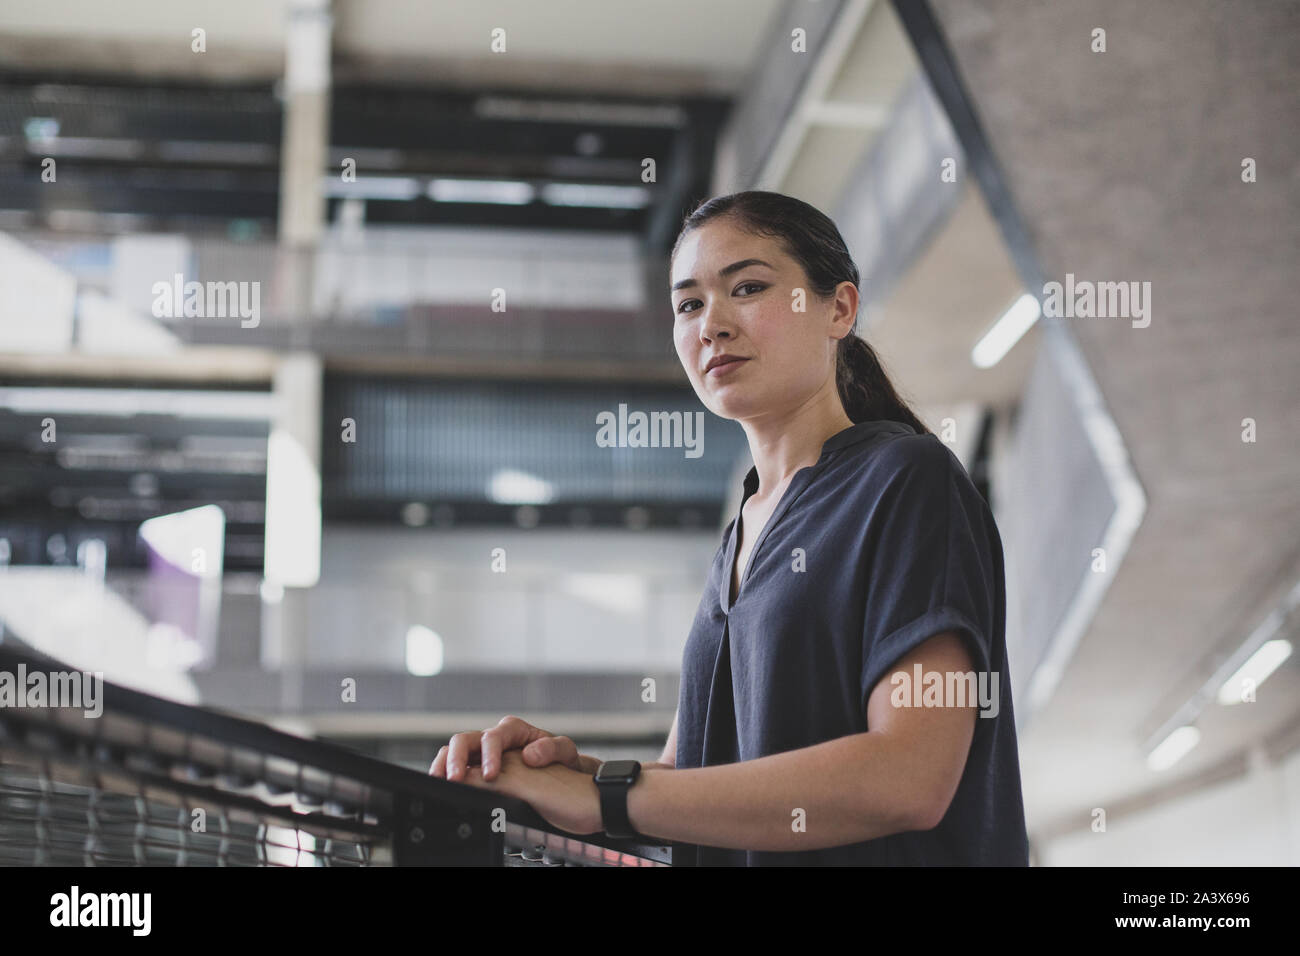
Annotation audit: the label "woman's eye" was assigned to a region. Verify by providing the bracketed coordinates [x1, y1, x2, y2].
[675, 283, 763, 315]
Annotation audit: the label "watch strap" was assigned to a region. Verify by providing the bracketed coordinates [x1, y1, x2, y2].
[598, 782, 635, 839]
[595, 762, 641, 839]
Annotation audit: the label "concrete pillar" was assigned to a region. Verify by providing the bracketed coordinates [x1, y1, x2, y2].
[276, 0, 332, 322]
[263, 352, 323, 713]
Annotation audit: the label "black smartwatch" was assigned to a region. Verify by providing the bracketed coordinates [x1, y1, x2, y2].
[594, 760, 642, 839]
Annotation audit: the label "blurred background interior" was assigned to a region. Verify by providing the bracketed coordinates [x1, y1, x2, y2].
[0, 0, 1297, 865]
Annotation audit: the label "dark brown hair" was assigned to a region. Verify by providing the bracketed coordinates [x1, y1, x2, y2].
[671, 190, 930, 436]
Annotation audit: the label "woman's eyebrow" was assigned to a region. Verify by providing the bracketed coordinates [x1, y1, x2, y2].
[671, 258, 775, 293]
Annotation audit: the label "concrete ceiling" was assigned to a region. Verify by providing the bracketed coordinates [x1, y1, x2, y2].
[0, 0, 785, 95]
[927, 0, 1300, 841]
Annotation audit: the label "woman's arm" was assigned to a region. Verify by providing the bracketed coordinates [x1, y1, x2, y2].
[461, 631, 977, 849]
[626, 631, 976, 851]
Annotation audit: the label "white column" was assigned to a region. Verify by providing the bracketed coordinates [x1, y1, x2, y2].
[263, 353, 323, 712]
[276, 0, 332, 322]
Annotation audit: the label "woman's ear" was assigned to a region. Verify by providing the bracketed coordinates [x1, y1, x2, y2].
[829, 281, 859, 338]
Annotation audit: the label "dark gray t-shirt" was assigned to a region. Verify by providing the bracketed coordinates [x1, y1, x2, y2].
[674, 420, 1029, 866]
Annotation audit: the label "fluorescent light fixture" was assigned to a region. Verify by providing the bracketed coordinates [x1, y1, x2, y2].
[1141, 579, 1300, 763]
[428, 178, 535, 205]
[487, 468, 555, 505]
[971, 293, 1042, 369]
[24, 117, 59, 140]
[1146, 725, 1200, 772]
[539, 183, 651, 209]
[323, 176, 422, 201]
[0, 387, 276, 421]
[406, 625, 444, 676]
[1216, 638, 1293, 705]
[29, 136, 147, 160]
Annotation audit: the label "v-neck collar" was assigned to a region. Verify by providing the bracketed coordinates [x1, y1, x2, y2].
[720, 420, 914, 613]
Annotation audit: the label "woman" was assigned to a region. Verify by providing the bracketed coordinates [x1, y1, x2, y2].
[431, 191, 1029, 865]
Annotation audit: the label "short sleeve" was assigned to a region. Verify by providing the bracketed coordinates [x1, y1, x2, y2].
[859, 437, 998, 713]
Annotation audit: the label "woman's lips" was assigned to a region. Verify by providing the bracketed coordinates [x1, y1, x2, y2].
[706, 357, 749, 378]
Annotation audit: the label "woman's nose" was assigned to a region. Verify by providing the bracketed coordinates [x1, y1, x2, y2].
[700, 310, 735, 342]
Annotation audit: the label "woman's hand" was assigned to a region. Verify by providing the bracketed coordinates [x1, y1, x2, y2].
[459, 750, 603, 835]
[429, 715, 597, 782]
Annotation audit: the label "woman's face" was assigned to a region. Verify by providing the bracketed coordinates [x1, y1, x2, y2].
[670, 218, 856, 423]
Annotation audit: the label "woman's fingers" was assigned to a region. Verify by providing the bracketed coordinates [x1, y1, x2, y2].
[482, 716, 549, 779]
[523, 734, 580, 769]
[431, 716, 566, 782]
[429, 745, 449, 777]
[480, 727, 506, 779]
[444, 730, 483, 781]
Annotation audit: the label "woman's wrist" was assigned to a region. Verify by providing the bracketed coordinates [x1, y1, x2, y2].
[579, 756, 671, 775]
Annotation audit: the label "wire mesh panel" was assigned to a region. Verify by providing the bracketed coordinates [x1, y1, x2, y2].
[0, 643, 503, 866]
[0, 759, 373, 866]
[0, 642, 672, 866]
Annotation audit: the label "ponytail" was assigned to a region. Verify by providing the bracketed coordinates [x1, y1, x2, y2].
[836, 333, 931, 435]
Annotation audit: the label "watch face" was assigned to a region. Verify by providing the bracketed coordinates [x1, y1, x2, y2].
[596, 760, 640, 783]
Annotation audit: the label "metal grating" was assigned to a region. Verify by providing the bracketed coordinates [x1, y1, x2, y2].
[0, 643, 511, 866]
[0, 760, 372, 867]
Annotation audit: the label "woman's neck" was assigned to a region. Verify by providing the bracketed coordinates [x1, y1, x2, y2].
[740, 394, 855, 500]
